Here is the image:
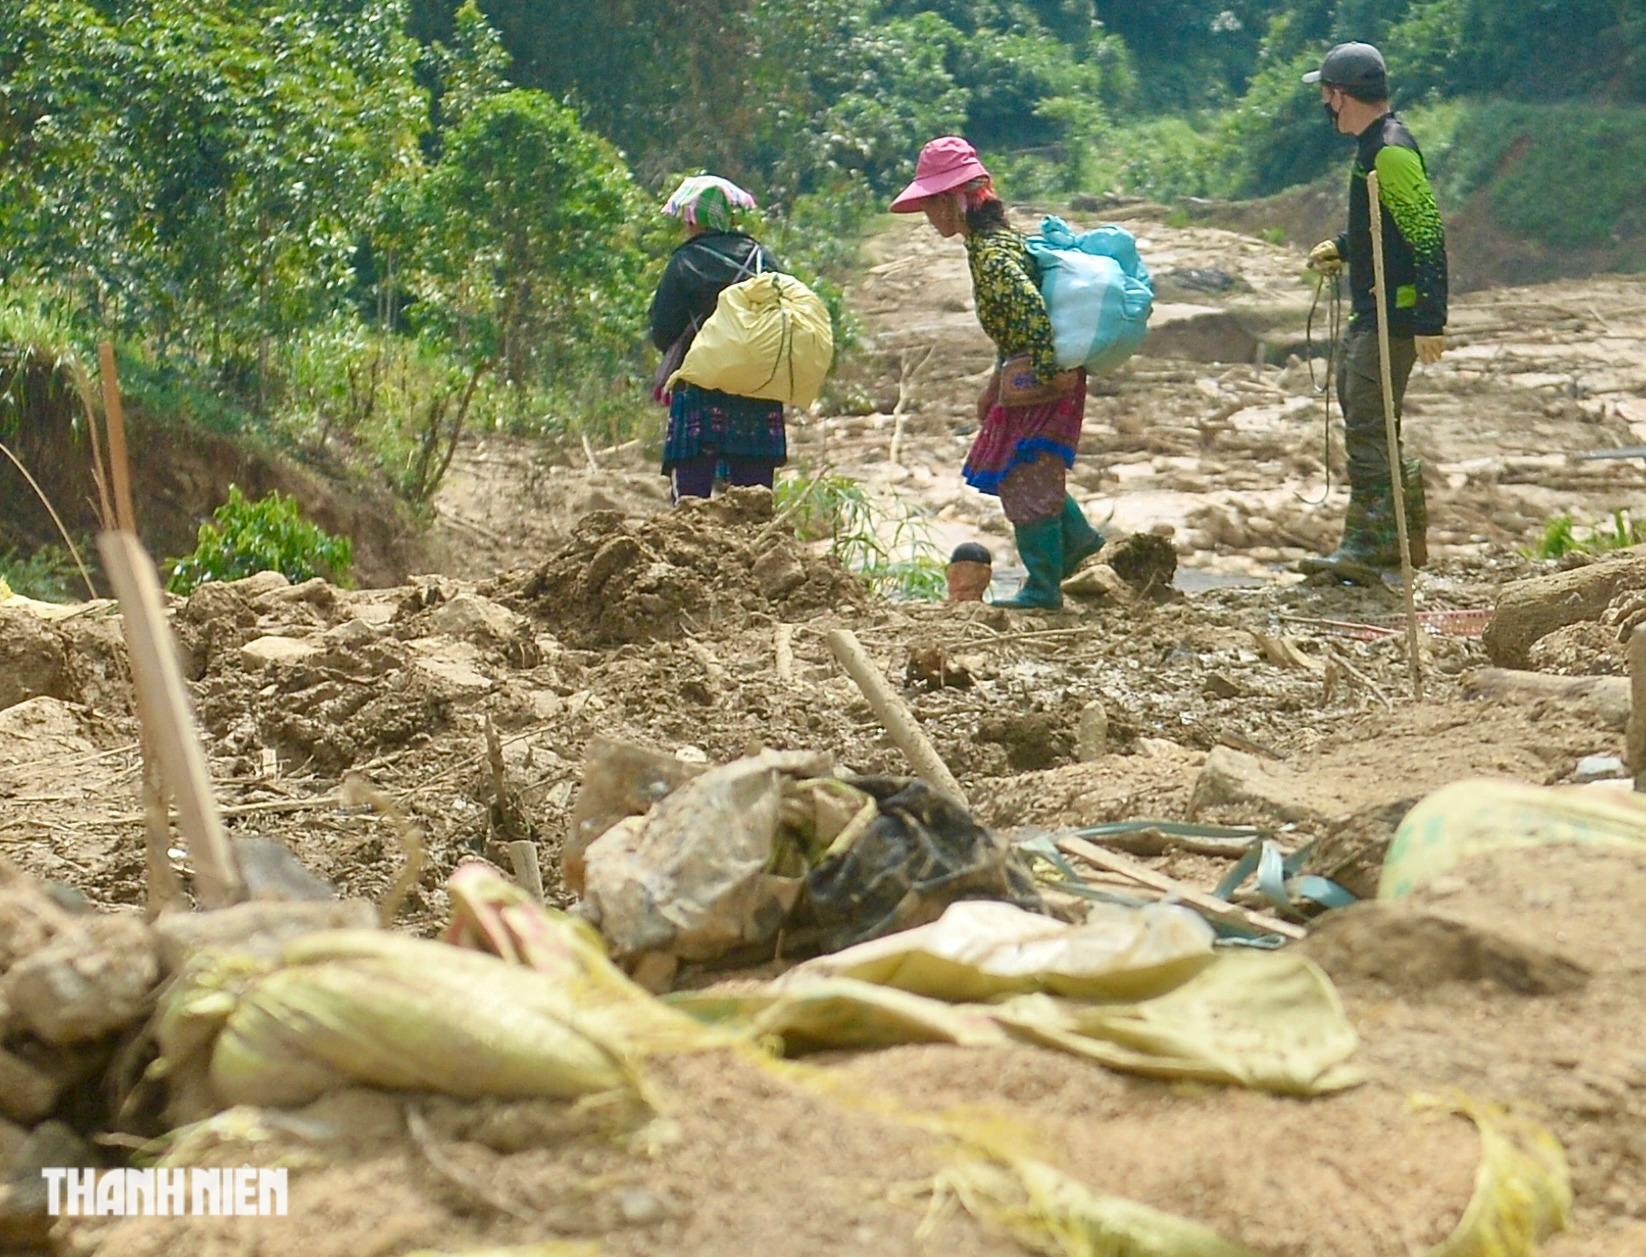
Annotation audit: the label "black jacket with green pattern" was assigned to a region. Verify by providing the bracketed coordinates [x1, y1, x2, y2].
[1333, 114, 1449, 338]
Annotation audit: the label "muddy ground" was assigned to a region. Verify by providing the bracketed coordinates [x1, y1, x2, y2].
[4, 210, 1646, 1256]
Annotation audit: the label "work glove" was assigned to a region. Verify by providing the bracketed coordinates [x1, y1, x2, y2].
[1415, 335, 1446, 365]
[1307, 239, 1343, 275]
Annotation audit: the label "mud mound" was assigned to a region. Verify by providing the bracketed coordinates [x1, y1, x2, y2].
[514, 488, 864, 648]
[1309, 843, 1646, 1232]
[1527, 620, 1626, 676]
[0, 604, 133, 718]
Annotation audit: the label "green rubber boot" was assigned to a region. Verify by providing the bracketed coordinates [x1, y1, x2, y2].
[1400, 458, 1427, 569]
[1059, 495, 1105, 578]
[1296, 482, 1395, 586]
[995, 516, 1065, 610]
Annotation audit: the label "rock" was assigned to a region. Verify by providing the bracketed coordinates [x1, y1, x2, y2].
[406, 638, 494, 695]
[1074, 701, 1108, 762]
[1187, 746, 1315, 824]
[151, 900, 378, 972]
[240, 634, 323, 668]
[1574, 754, 1629, 783]
[228, 570, 292, 597]
[323, 617, 379, 648]
[618, 1186, 669, 1226]
[1061, 563, 1131, 603]
[4, 915, 160, 1044]
[752, 544, 806, 600]
[1526, 620, 1625, 676]
[1483, 553, 1646, 668]
[0, 1047, 61, 1124]
[425, 592, 528, 645]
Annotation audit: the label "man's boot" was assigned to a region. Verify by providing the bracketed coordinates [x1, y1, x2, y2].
[1296, 482, 1395, 586]
[995, 516, 1065, 609]
[1400, 457, 1427, 569]
[1059, 495, 1104, 578]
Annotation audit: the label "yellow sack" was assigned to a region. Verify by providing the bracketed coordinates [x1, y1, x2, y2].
[1380, 778, 1646, 900]
[669, 272, 834, 409]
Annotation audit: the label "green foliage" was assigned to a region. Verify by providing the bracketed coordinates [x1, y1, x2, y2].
[1525, 509, 1646, 560]
[0, 543, 83, 602]
[166, 485, 353, 594]
[1431, 102, 1646, 250]
[775, 470, 945, 600]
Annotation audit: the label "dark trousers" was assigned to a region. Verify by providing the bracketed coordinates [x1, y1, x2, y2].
[670, 455, 777, 501]
[1338, 328, 1417, 487]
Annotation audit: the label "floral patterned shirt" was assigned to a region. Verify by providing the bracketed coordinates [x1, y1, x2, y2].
[966, 227, 1058, 385]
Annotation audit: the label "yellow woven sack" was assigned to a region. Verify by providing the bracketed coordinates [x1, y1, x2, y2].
[668, 272, 834, 409]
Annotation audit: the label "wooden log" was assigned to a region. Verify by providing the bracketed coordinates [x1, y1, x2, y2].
[1482, 553, 1646, 668]
[1055, 835, 1307, 941]
[826, 627, 968, 807]
[97, 531, 244, 908]
[1461, 666, 1631, 730]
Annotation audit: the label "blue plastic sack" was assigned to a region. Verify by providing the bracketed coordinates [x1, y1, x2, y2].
[1026, 216, 1153, 375]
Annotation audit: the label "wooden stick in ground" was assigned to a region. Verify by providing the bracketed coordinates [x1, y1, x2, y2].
[97, 342, 138, 533]
[1365, 171, 1423, 701]
[826, 627, 968, 807]
[774, 622, 796, 684]
[507, 840, 545, 906]
[1055, 835, 1307, 941]
[97, 531, 244, 908]
[1627, 625, 1646, 778]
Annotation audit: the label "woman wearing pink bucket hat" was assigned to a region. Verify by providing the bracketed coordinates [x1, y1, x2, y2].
[891, 137, 1103, 610]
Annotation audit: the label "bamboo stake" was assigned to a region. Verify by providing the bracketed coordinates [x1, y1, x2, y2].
[98, 531, 243, 908]
[508, 840, 545, 906]
[97, 343, 137, 533]
[1365, 171, 1423, 700]
[826, 627, 967, 807]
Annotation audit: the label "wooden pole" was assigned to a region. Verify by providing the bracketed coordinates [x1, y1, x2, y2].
[97, 343, 137, 533]
[1365, 171, 1423, 701]
[826, 628, 968, 807]
[98, 531, 243, 908]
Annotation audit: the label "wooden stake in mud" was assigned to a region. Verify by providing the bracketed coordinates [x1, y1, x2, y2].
[1365, 171, 1423, 700]
[827, 628, 968, 808]
[98, 531, 243, 908]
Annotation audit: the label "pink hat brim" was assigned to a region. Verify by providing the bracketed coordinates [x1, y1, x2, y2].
[889, 160, 990, 213]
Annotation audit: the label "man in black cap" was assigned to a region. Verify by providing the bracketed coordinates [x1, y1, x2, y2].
[1297, 41, 1448, 585]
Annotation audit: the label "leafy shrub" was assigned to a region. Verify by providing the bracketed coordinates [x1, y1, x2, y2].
[167, 485, 353, 594]
[775, 470, 945, 600]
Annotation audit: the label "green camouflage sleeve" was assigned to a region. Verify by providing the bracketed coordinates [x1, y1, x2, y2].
[1374, 145, 1449, 335]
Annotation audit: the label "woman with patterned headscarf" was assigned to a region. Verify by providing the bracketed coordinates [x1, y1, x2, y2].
[890, 137, 1104, 610]
[649, 175, 788, 501]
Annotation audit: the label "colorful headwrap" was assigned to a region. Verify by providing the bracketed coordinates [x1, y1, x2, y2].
[959, 175, 999, 213]
[662, 175, 758, 234]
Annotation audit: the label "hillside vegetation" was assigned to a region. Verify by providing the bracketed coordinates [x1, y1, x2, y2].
[2, 0, 1641, 532]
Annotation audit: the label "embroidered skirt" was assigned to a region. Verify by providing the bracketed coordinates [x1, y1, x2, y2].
[662, 384, 787, 470]
[961, 370, 1086, 496]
